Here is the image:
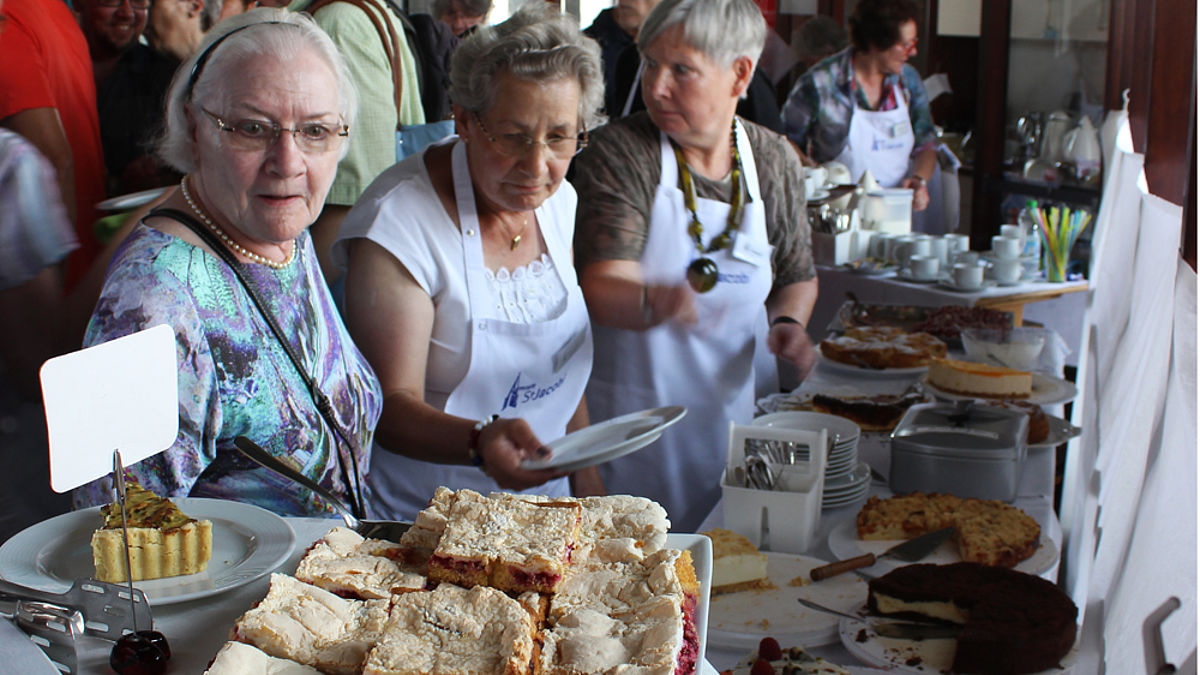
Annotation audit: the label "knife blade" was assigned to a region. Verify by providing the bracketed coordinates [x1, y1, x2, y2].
[810, 527, 955, 581]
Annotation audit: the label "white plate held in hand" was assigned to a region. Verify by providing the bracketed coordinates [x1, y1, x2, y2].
[520, 406, 687, 472]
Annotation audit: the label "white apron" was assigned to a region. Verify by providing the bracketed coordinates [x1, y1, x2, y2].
[591, 120, 773, 531]
[367, 143, 593, 520]
[835, 80, 915, 188]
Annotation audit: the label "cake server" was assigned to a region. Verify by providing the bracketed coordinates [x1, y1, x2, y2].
[809, 526, 955, 581]
[0, 578, 151, 642]
[233, 436, 412, 542]
[796, 598, 960, 640]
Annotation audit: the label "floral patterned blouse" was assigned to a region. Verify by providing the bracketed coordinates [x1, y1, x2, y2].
[74, 222, 382, 517]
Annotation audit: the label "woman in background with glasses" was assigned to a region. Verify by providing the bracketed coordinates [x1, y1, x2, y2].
[75, 9, 383, 518]
[782, 0, 935, 213]
[335, 3, 605, 520]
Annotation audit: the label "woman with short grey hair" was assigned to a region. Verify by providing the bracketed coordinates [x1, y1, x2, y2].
[334, 4, 605, 520]
[76, 9, 381, 518]
[572, 0, 818, 531]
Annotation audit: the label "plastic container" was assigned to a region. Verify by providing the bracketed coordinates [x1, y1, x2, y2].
[722, 422, 827, 554]
[862, 188, 913, 234]
[890, 403, 1028, 502]
[960, 326, 1047, 370]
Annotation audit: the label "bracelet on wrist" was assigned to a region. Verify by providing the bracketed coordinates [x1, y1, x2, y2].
[909, 174, 927, 186]
[467, 414, 499, 467]
[771, 315, 803, 328]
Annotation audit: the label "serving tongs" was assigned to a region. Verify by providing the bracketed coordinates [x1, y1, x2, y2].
[0, 577, 150, 642]
[233, 437, 412, 542]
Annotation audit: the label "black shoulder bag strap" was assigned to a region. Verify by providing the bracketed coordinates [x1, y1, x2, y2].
[151, 207, 366, 519]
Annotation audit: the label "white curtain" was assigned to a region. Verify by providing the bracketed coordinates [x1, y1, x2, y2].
[1059, 107, 1197, 674]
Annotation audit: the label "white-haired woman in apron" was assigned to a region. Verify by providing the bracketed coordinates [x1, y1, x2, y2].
[335, 4, 606, 520]
[572, 0, 819, 531]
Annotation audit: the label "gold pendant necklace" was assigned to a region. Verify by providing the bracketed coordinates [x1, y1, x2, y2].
[495, 215, 529, 250]
[180, 176, 296, 269]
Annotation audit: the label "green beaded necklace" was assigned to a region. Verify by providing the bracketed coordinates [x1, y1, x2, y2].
[672, 119, 746, 293]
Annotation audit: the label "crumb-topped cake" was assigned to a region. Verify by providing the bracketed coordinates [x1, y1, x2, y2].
[295, 527, 427, 600]
[701, 529, 771, 595]
[220, 489, 694, 674]
[363, 584, 536, 675]
[541, 548, 701, 675]
[820, 326, 947, 369]
[91, 482, 213, 583]
[233, 574, 390, 675]
[857, 493, 1041, 568]
[867, 563, 1077, 675]
[204, 641, 322, 674]
[428, 490, 583, 594]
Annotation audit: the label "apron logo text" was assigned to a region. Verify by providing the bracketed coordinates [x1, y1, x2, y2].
[502, 373, 567, 411]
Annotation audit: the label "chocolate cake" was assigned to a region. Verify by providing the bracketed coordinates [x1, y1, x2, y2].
[867, 563, 1077, 675]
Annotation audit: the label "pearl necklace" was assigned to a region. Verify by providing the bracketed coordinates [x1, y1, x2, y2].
[179, 176, 296, 270]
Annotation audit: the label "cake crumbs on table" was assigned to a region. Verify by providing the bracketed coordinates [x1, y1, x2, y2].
[787, 575, 810, 587]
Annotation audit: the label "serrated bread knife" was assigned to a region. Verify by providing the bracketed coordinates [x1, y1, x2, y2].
[810, 526, 955, 581]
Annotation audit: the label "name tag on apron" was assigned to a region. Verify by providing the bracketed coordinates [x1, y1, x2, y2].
[731, 231, 771, 265]
[551, 327, 587, 373]
[891, 121, 912, 138]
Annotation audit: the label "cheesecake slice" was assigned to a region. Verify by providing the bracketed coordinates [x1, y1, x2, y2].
[702, 528, 772, 595]
[927, 357, 1033, 399]
[91, 482, 213, 583]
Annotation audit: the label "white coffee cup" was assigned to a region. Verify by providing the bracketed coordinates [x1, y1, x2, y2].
[943, 233, 969, 254]
[954, 250, 980, 266]
[929, 237, 949, 267]
[910, 236, 932, 258]
[868, 232, 890, 260]
[953, 262, 984, 289]
[804, 167, 828, 198]
[890, 235, 916, 266]
[991, 257, 1023, 284]
[909, 254, 939, 280]
[992, 235, 1022, 259]
[1000, 224, 1022, 240]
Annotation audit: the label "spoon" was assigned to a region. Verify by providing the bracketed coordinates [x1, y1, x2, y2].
[233, 437, 411, 542]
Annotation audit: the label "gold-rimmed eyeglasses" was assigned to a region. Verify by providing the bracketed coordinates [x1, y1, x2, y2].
[200, 108, 349, 154]
[472, 113, 587, 160]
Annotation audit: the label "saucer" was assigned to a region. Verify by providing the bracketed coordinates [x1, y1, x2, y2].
[808, 189, 831, 201]
[895, 268, 939, 283]
[936, 277, 996, 293]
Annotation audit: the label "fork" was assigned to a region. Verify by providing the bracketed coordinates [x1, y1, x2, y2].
[233, 437, 412, 542]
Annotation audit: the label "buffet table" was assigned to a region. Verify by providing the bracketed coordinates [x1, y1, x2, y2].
[809, 266, 1088, 359]
[700, 358, 1066, 671]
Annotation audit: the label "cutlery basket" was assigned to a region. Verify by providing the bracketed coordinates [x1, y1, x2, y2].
[721, 423, 827, 554]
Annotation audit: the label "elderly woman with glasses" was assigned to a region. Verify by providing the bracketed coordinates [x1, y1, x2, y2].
[334, 4, 604, 520]
[75, 9, 382, 518]
[571, 0, 818, 531]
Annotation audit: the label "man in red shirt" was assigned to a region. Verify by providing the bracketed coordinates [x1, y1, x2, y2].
[0, 0, 107, 290]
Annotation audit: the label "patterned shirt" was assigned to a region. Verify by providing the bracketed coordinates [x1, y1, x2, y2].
[781, 47, 937, 163]
[74, 225, 383, 517]
[572, 112, 815, 290]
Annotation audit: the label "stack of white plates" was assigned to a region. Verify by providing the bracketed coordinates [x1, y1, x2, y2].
[751, 412, 870, 509]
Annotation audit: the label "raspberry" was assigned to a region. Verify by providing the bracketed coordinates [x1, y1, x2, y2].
[757, 636, 783, 661]
[749, 658, 775, 675]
